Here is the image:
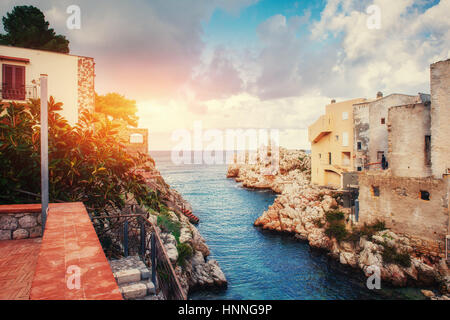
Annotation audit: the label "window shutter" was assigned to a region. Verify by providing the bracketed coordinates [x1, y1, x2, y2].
[14, 66, 25, 100]
[2, 64, 14, 99]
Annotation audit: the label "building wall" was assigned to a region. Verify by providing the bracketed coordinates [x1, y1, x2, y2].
[119, 127, 149, 155]
[430, 59, 450, 178]
[388, 103, 432, 177]
[353, 94, 420, 171]
[77, 56, 95, 115]
[309, 98, 365, 188]
[358, 171, 449, 257]
[0, 45, 94, 125]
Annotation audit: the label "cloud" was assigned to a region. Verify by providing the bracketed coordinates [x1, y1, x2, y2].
[188, 46, 244, 101]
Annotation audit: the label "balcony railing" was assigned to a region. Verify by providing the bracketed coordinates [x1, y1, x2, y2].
[1, 85, 38, 101]
[92, 213, 187, 300]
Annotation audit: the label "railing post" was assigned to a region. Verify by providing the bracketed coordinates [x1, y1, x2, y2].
[40, 74, 49, 234]
[140, 218, 145, 256]
[151, 232, 156, 285]
[123, 220, 129, 257]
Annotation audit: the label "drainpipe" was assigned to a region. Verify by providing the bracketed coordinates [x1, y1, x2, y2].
[40, 75, 49, 233]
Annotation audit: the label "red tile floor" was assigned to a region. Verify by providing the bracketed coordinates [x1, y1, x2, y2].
[0, 238, 42, 300]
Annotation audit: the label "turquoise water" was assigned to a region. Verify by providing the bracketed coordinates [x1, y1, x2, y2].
[150, 151, 423, 300]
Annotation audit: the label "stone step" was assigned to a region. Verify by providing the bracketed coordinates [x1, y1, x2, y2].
[119, 280, 156, 300]
[113, 267, 151, 285]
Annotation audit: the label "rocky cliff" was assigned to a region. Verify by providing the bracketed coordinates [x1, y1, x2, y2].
[227, 148, 450, 296]
[142, 157, 227, 296]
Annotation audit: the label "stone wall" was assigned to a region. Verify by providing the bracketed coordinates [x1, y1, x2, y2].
[358, 171, 449, 257]
[388, 103, 432, 177]
[0, 208, 42, 240]
[119, 127, 149, 155]
[353, 94, 422, 171]
[77, 56, 95, 116]
[430, 59, 450, 178]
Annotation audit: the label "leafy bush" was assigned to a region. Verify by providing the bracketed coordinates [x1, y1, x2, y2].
[0, 99, 160, 215]
[325, 222, 348, 241]
[381, 243, 411, 268]
[176, 242, 193, 266]
[325, 210, 345, 222]
[312, 217, 324, 228]
[157, 212, 181, 243]
[346, 220, 387, 242]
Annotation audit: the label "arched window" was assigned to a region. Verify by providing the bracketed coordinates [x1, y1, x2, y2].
[130, 133, 144, 144]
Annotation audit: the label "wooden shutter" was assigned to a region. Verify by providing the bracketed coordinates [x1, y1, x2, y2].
[2, 64, 13, 99]
[14, 65, 25, 100]
[1, 64, 25, 100]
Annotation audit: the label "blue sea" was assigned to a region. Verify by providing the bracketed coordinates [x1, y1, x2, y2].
[150, 151, 424, 300]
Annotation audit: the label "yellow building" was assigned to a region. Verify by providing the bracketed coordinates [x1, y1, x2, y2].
[308, 98, 366, 188]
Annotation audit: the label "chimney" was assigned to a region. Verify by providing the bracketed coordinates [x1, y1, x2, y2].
[377, 91, 383, 99]
[331, 99, 336, 104]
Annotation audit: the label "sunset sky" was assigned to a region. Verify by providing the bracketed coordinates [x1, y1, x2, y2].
[1, 0, 448, 150]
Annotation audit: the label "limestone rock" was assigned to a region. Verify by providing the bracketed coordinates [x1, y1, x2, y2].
[12, 228, 29, 240]
[0, 216, 18, 230]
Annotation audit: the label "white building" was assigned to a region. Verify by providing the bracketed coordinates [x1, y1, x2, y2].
[0, 45, 95, 124]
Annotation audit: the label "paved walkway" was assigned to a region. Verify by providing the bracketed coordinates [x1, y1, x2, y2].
[0, 238, 42, 300]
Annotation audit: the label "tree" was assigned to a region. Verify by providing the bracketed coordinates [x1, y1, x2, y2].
[0, 5, 70, 53]
[95, 92, 139, 127]
[0, 98, 160, 215]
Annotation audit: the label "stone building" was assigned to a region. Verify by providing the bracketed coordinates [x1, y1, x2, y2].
[118, 127, 149, 155]
[0, 45, 95, 124]
[357, 59, 450, 258]
[353, 93, 430, 171]
[308, 98, 366, 188]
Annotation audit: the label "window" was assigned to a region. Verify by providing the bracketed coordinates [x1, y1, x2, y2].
[335, 135, 339, 141]
[130, 133, 144, 144]
[318, 153, 321, 159]
[342, 112, 348, 120]
[357, 141, 362, 150]
[2, 64, 25, 100]
[420, 190, 430, 201]
[425, 135, 431, 166]
[328, 152, 332, 165]
[357, 166, 362, 172]
[372, 186, 380, 197]
[381, 118, 385, 124]
[342, 132, 349, 147]
[377, 151, 384, 161]
[342, 152, 351, 166]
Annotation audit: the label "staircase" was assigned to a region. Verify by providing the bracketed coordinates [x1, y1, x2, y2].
[109, 256, 160, 300]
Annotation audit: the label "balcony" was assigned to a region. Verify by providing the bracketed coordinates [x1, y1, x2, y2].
[1, 84, 38, 101]
[0, 202, 122, 300]
[308, 115, 333, 143]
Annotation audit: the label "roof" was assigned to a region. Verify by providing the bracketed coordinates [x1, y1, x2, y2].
[0, 44, 93, 60]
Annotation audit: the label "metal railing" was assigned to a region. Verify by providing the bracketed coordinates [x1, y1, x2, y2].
[92, 214, 187, 300]
[1, 85, 38, 100]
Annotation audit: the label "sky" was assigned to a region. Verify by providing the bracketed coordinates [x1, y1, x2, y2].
[1, 0, 449, 150]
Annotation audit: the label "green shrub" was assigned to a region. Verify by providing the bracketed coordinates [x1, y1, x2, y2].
[381, 243, 411, 268]
[325, 210, 345, 222]
[176, 242, 193, 267]
[345, 220, 387, 242]
[157, 214, 181, 243]
[325, 222, 348, 241]
[313, 218, 324, 228]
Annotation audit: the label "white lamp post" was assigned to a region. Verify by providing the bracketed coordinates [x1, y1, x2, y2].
[40, 74, 48, 232]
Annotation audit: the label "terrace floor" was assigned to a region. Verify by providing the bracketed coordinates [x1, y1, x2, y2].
[0, 238, 42, 300]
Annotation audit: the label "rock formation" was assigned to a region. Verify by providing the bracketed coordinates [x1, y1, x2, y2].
[142, 157, 227, 296]
[227, 147, 450, 295]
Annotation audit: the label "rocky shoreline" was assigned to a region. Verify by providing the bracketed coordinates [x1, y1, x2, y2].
[143, 157, 227, 297]
[227, 148, 450, 299]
